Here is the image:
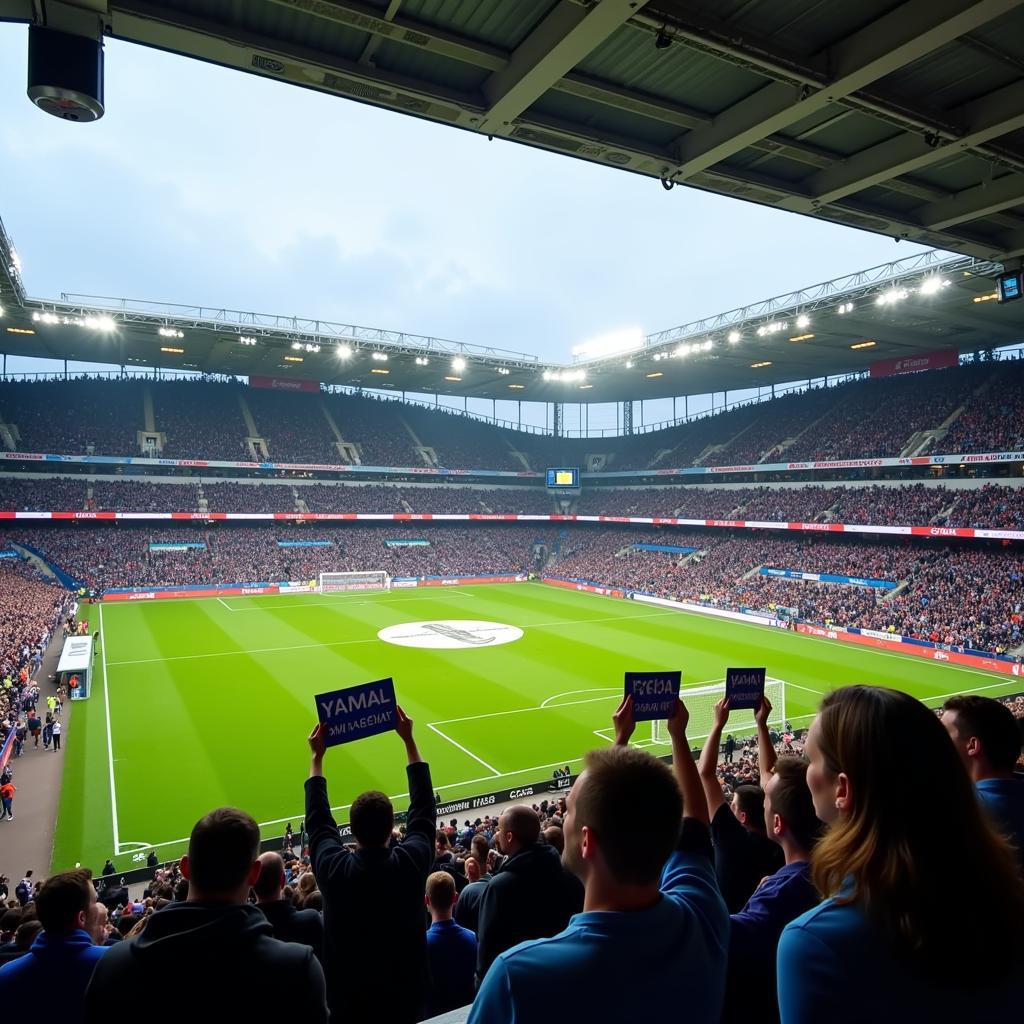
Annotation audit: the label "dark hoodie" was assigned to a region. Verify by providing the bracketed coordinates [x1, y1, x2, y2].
[475, 842, 583, 985]
[83, 902, 326, 1024]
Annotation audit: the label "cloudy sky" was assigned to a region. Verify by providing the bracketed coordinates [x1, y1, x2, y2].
[0, 25, 932, 427]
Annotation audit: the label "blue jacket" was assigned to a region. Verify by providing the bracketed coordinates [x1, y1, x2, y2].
[0, 929, 107, 1024]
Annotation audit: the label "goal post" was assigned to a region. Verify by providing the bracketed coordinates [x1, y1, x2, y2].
[318, 571, 391, 594]
[650, 677, 787, 746]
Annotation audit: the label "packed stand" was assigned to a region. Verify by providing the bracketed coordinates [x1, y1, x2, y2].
[245, 389, 340, 464]
[89, 481, 199, 513]
[701, 387, 837, 466]
[152, 380, 251, 461]
[942, 361, 1024, 454]
[201, 481, 298, 513]
[0, 478, 85, 512]
[0, 379, 143, 456]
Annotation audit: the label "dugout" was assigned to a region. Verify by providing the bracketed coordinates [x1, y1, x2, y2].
[57, 635, 94, 700]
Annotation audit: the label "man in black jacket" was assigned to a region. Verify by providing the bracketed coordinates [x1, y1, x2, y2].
[306, 705, 435, 1024]
[84, 808, 327, 1024]
[475, 804, 583, 985]
[253, 852, 323, 959]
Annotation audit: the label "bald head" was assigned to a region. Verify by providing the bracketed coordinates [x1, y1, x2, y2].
[544, 825, 564, 854]
[497, 805, 541, 856]
[253, 852, 285, 901]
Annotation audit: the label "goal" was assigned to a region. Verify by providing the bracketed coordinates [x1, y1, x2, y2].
[650, 677, 787, 746]
[318, 571, 391, 594]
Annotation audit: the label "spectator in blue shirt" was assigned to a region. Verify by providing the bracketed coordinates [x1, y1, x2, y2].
[725, 696, 822, 1023]
[778, 685, 1024, 1024]
[942, 694, 1024, 867]
[0, 868, 108, 1024]
[425, 870, 477, 1015]
[469, 695, 729, 1024]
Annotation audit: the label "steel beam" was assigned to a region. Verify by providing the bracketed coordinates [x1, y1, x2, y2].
[785, 79, 1024, 210]
[480, 0, 640, 131]
[670, 0, 1024, 180]
[916, 175, 1024, 232]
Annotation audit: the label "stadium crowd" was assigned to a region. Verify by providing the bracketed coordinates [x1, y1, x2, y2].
[6, 475, 1022, 531]
[2, 357, 1023, 471]
[0, 685, 1021, 1023]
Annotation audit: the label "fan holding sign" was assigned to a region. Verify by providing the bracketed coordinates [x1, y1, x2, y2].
[305, 681, 437, 1024]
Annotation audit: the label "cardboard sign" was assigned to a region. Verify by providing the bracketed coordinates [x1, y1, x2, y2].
[315, 677, 397, 746]
[725, 668, 766, 711]
[625, 671, 681, 721]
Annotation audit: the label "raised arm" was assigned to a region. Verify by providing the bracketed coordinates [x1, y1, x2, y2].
[394, 705, 436, 859]
[666, 698, 706, 824]
[304, 723, 347, 873]
[754, 696, 776, 790]
[697, 697, 731, 819]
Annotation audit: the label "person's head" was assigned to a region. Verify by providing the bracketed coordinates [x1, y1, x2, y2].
[464, 857, 482, 883]
[350, 790, 394, 849]
[435, 830, 450, 857]
[942, 695, 1022, 780]
[35, 869, 97, 935]
[731, 785, 768, 833]
[805, 685, 1024, 979]
[543, 825, 565, 854]
[180, 808, 261, 903]
[253, 852, 286, 902]
[496, 805, 541, 857]
[14, 919, 42, 950]
[764, 756, 823, 857]
[470, 834, 489, 869]
[0, 908, 22, 939]
[425, 870, 457, 922]
[563, 746, 681, 893]
[302, 890, 322, 912]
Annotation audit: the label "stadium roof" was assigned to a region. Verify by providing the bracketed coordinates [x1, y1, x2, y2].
[1, 230, 1021, 401]
[4, 0, 1024, 264]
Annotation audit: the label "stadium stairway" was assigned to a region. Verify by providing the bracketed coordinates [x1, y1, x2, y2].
[763, 402, 846, 463]
[694, 416, 762, 466]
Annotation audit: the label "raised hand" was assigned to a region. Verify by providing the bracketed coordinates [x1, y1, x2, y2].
[308, 722, 327, 760]
[612, 695, 636, 746]
[394, 704, 415, 744]
[666, 697, 690, 745]
[713, 697, 731, 729]
[754, 695, 773, 728]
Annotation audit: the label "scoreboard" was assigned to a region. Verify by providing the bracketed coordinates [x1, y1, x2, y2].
[546, 467, 580, 489]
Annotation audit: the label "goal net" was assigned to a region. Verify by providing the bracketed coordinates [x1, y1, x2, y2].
[318, 571, 391, 594]
[650, 677, 787, 746]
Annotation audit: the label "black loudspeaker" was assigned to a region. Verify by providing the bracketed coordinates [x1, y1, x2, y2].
[27, 25, 104, 122]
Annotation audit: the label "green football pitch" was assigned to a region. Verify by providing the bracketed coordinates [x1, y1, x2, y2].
[52, 582, 1023, 872]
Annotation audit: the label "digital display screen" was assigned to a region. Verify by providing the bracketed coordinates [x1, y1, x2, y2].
[546, 467, 580, 488]
[997, 271, 1022, 303]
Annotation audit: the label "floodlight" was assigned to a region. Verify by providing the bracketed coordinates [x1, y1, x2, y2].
[452, 356, 467, 372]
[728, 330, 741, 343]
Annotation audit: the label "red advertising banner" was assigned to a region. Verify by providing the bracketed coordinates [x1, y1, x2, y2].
[795, 623, 1019, 676]
[249, 375, 320, 393]
[869, 348, 958, 379]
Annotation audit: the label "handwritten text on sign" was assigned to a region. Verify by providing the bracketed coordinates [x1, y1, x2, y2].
[315, 677, 397, 746]
[625, 671, 681, 721]
[725, 668, 766, 711]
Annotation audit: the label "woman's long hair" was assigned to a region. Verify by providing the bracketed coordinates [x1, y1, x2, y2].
[811, 685, 1024, 982]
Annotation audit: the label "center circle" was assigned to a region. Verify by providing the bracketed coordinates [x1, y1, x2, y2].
[377, 620, 524, 650]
